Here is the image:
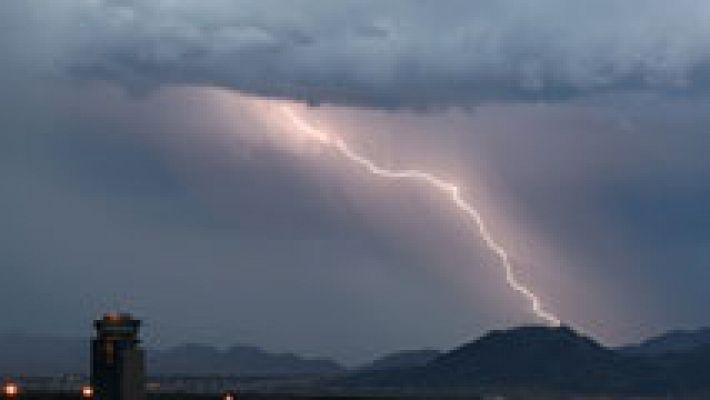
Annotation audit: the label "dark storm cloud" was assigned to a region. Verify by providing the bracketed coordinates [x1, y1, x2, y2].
[57, 0, 710, 108]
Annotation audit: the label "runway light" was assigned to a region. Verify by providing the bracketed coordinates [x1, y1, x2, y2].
[81, 385, 94, 399]
[3, 382, 19, 398]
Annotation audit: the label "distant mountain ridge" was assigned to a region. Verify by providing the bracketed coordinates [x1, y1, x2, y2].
[0, 333, 342, 376]
[619, 327, 710, 355]
[359, 349, 441, 372]
[149, 343, 342, 375]
[5, 326, 710, 395]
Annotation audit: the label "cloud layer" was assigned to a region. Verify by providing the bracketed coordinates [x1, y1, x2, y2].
[58, 0, 710, 107]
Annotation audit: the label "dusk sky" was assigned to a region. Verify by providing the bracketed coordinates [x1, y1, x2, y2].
[3, 0, 710, 365]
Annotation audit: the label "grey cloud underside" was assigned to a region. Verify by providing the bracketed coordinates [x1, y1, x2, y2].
[66, 0, 710, 107]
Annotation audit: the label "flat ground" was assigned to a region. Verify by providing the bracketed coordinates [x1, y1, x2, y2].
[17, 393, 398, 400]
[15, 393, 710, 400]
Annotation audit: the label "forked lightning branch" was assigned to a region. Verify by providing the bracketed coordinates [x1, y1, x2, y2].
[281, 106, 561, 327]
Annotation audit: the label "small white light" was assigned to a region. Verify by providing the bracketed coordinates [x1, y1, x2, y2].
[81, 385, 95, 398]
[3, 383, 19, 397]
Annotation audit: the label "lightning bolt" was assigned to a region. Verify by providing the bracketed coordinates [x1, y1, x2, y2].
[281, 106, 561, 327]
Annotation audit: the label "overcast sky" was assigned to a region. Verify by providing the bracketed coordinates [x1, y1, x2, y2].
[2, 0, 710, 365]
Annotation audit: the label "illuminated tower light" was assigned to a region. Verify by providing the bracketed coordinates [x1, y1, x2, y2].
[281, 106, 561, 327]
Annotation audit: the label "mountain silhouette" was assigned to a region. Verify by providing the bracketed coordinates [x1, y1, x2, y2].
[149, 343, 343, 376]
[343, 326, 663, 393]
[619, 327, 710, 355]
[5, 326, 710, 395]
[359, 349, 441, 372]
[0, 333, 342, 377]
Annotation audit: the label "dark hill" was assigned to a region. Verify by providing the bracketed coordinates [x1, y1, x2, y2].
[640, 344, 710, 391]
[344, 326, 661, 392]
[424, 326, 660, 390]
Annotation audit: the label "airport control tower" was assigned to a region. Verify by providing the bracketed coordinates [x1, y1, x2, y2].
[91, 313, 145, 400]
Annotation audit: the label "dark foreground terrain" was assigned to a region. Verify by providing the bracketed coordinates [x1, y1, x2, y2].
[13, 392, 710, 400]
[341, 326, 710, 396]
[16, 395, 395, 400]
[16, 394, 405, 400]
[7, 326, 710, 398]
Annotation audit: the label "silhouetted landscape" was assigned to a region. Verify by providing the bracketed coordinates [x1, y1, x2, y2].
[0, 333, 342, 377]
[341, 326, 710, 395]
[5, 326, 710, 397]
